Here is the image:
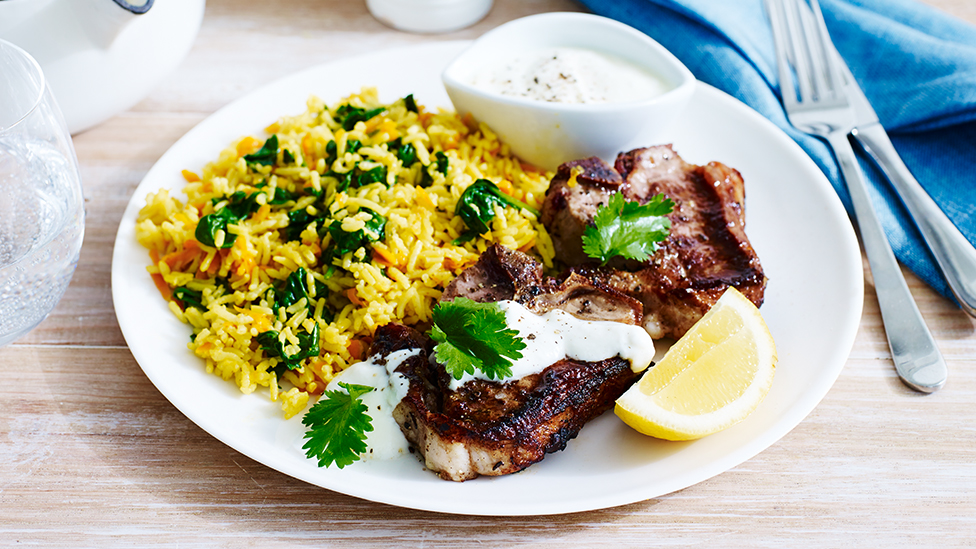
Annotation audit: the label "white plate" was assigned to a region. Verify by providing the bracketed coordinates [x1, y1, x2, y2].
[112, 41, 863, 516]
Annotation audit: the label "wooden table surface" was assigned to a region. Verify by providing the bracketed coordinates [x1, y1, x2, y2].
[3, 0, 975, 546]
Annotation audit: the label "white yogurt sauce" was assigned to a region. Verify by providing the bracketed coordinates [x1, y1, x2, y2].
[324, 347, 419, 460]
[470, 47, 671, 104]
[448, 300, 656, 390]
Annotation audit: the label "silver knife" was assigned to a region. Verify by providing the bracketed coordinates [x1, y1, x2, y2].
[834, 51, 976, 317]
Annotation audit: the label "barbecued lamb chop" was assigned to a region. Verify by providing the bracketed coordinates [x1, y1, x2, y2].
[384, 246, 648, 481]
[541, 145, 766, 339]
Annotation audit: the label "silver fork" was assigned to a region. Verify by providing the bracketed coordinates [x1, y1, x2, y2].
[766, 0, 947, 392]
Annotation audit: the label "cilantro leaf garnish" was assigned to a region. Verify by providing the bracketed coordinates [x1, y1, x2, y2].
[429, 297, 526, 381]
[302, 382, 374, 468]
[581, 192, 674, 264]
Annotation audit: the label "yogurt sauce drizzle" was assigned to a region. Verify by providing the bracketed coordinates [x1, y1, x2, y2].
[325, 300, 656, 460]
[448, 300, 656, 390]
[470, 47, 671, 104]
[324, 347, 419, 460]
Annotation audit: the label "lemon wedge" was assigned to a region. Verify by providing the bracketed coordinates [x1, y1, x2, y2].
[615, 287, 777, 441]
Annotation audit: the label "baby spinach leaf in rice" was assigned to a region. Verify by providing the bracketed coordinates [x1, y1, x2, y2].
[282, 148, 296, 165]
[325, 163, 386, 194]
[356, 165, 387, 188]
[215, 276, 234, 296]
[257, 322, 320, 373]
[399, 143, 417, 166]
[418, 152, 449, 187]
[302, 382, 374, 469]
[581, 192, 674, 264]
[325, 140, 337, 164]
[223, 190, 264, 219]
[429, 297, 525, 381]
[285, 208, 327, 241]
[258, 286, 278, 310]
[196, 191, 265, 248]
[195, 211, 237, 248]
[279, 267, 311, 310]
[327, 209, 387, 257]
[387, 137, 417, 167]
[269, 187, 297, 205]
[244, 135, 279, 167]
[403, 94, 418, 113]
[337, 104, 385, 131]
[325, 170, 355, 194]
[313, 279, 334, 323]
[434, 151, 449, 175]
[454, 179, 540, 243]
[265, 268, 333, 323]
[173, 287, 204, 311]
[323, 139, 363, 177]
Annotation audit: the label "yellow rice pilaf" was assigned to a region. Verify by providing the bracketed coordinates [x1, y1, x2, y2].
[135, 88, 555, 418]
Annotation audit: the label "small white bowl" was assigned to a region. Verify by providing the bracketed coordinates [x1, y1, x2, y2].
[366, 0, 492, 34]
[442, 12, 696, 171]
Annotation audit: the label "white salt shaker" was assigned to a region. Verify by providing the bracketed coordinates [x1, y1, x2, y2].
[366, 0, 493, 33]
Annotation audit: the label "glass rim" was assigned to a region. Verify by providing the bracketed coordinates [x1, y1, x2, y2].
[0, 38, 46, 135]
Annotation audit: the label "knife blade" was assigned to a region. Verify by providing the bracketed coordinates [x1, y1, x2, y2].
[832, 47, 976, 317]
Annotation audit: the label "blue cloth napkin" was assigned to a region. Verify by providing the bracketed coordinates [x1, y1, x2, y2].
[578, 0, 976, 303]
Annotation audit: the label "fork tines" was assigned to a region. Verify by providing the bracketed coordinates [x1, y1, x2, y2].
[767, 0, 846, 108]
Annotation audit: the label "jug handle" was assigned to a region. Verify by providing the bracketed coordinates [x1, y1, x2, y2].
[113, 0, 154, 14]
[72, 0, 155, 50]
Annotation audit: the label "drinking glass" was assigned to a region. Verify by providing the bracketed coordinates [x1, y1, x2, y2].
[0, 39, 85, 346]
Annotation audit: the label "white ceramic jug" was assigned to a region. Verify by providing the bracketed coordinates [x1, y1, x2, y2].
[0, 0, 205, 134]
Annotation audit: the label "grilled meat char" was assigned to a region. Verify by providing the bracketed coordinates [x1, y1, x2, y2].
[542, 145, 767, 339]
[440, 244, 644, 325]
[387, 246, 645, 481]
[540, 156, 626, 267]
